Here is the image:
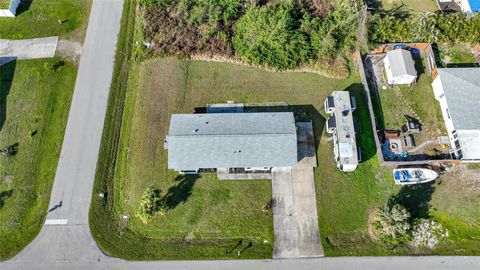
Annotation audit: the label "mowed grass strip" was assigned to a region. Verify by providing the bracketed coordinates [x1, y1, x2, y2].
[0, 59, 76, 260]
[0, 0, 90, 39]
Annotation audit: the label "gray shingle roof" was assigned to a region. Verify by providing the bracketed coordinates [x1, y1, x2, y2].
[437, 68, 480, 130]
[386, 49, 417, 77]
[166, 112, 298, 171]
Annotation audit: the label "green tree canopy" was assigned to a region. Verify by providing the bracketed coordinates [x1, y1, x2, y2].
[233, 3, 311, 70]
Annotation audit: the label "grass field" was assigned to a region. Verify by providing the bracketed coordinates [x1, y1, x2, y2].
[0, 0, 90, 40]
[0, 59, 76, 260]
[91, 57, 480, 258]
[380, 0, 438, 12]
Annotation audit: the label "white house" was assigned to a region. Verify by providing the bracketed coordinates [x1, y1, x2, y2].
[0, 0, 20, 17]
[384, 49, 417, 85]
[432, 68, 480, 161]
[457, 0, 480, 12]
[324, 91, 359, 172]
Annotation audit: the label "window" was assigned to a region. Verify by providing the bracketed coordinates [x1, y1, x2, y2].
[446, 108, 451, 119]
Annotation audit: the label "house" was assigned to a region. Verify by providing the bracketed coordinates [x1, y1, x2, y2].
[164, 112, 298, 173]
[324, 91, 359, 172]
[0, 0, 20, 17]
[384, 49, 417, 85]
[432, 68, 480, 161]
[457, 0, 480, 12]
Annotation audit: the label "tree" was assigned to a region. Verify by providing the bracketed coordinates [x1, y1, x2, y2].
[372, 203, 411, 244]
[135, 187, 166, 223]
[234, 3, 311, 70]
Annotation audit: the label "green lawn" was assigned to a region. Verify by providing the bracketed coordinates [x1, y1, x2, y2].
[0, 0, 10, 9]
[377, 56, 447, 148]
[380, 0, 438, 12]
[0, 0, 90, 39]
[0, 59, 76, 260]
[91, 58, 480, 259]
[438, 43, 478, 67]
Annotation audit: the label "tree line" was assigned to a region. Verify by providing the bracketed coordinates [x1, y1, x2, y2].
[141, 0, 480, 70]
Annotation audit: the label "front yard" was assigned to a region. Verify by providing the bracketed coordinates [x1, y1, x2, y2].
[0, 0, 91, 40]
[91, 56, 480, 259]
[0, 59, 76, 260]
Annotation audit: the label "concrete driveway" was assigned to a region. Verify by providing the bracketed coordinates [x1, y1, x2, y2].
[0, 37, 58, 59]
[271, 165, 323, 258]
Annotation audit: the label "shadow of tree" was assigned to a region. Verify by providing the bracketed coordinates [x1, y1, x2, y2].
[0, 189, 13, 208]
[163, 174, 199, 210]
[0, 60, 16, 131]
[1, 142, 19, 157]
[389, 182, 435, 218]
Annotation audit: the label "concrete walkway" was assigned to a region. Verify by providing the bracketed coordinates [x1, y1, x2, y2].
[271, 166, 323, 258]
[0, 37, 59, 59]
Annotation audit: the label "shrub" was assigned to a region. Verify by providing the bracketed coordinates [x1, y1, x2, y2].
[43, 60, 65, 71]
[135, 187, 166, 223]
[368, 12, 480, 44]
[371, 203, 411, 244]
[411, 219, 448, 249]
[233, 3, 311, 70]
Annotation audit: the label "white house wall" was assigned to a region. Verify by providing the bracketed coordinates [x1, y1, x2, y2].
[458, 0, 472, 12]
[432, 76, 457, 152]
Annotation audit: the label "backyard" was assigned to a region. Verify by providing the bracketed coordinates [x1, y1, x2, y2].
[0, 0, 91, 40]
[378, 0, 438, 12]
[0, 59, 76, 260]
[371, 52, 448, 159]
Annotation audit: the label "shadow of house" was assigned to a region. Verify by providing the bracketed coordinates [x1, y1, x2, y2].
[15, 0, 33, 16]
[163, 174, 199, 210]
[0, 59, 16, 131]
[446, 63, 480, 68]
[390, 182, 435, 218]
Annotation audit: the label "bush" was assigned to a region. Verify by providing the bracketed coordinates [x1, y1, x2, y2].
[411, 219, 448, 249]
[368, 12, 480, 44]
[233, 3, 311, 70]
[371, 203, 411, 244]
[135, 187, 166, 223]
[43, 60, 65, 71]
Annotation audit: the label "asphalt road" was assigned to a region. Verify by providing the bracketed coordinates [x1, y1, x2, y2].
[2, 0, 480, 269]
[2, 0, 123, 267]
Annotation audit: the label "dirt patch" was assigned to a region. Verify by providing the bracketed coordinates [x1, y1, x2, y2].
[367, 209, 378, 240]
[3, 175, 13, 185]
[56, 39, 83, 62]
[439, 165, 480, 195]
[190, 53, 349, 79]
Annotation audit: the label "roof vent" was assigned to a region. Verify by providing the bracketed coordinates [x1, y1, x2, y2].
[194, 129, 199, 133]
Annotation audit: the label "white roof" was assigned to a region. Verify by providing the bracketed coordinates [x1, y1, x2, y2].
[386, 49, 417, 77]
[457, 130, 480, 160]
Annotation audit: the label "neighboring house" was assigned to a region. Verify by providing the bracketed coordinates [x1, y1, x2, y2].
[164, 112, 298, 173]
[0, 0, 20, 17]
[432, 68, 480, 161]
[384, 49, 417, 85]
[457, 0, 480, 12]
[324, 91, 359, 172]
